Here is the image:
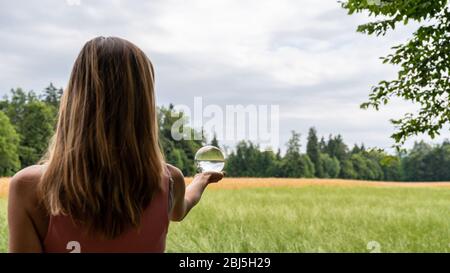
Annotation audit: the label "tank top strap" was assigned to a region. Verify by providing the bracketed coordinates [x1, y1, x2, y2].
[164, 164, 175, 214]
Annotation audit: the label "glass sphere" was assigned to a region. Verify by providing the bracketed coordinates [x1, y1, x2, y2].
[194, 145, 225, 173]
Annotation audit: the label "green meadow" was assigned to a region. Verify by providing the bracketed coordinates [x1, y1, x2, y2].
[166, 184, 450, 252]
[1, 182, 449, 253]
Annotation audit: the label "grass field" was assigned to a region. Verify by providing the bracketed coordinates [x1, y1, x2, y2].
[1, 177, 450, 252]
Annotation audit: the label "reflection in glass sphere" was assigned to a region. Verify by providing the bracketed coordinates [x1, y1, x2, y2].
[194, 146, 225, 173]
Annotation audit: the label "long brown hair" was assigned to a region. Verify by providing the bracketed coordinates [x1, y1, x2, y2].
[39, 37, 165, 239]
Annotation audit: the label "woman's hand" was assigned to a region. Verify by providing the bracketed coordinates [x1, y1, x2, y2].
[168, 165, 225, 222]
[194, 171, 225, 185]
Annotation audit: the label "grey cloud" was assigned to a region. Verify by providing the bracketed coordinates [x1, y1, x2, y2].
[0, 0, 438, 152]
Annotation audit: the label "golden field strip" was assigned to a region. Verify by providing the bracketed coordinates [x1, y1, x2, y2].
[2, 177, 449, 198]
[186, 177, 450, 189]
[0, 178, 8, 198]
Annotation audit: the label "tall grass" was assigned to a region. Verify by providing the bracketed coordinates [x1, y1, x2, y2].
[0, 199, 7, 252]
[166, 185, 450, 252]
[0, 179, 449, 252]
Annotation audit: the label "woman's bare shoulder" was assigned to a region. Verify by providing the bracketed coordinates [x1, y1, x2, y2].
[9, 165, 44, 202]
[9, 165, 50, 246]
[165, 163, 185, 184]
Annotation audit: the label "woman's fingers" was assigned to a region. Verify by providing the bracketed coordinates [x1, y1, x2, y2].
[203, 171, 225, 183]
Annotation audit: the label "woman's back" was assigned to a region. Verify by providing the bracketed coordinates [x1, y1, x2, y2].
[43, 167, 173, 253]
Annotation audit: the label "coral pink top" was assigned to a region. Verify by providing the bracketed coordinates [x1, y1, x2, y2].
[43, 168, 173, 253]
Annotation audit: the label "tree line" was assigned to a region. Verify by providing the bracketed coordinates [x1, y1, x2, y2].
[0, 85, 449, 181]
[0, 86, 204, 177]
[225, 129, 450, 181]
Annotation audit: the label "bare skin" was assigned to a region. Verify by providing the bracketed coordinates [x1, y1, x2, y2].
[8, 164, 223, 253]
[166, 164, 224, 221]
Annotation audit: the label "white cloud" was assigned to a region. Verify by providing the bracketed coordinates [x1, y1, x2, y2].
[0, 0, 445, 151]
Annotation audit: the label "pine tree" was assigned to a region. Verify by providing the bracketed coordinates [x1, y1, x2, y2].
[41, 83, 63, 109]
[306, 127, 323, 177]
[211, 132, 219, 148]
[281, 131, 315, 178]
[319, 136, 327, 153]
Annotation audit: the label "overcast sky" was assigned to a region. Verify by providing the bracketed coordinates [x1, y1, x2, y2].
[0, 0, 446, 152]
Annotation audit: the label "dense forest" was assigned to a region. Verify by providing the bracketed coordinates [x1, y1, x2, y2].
[0, 84, 449, 181]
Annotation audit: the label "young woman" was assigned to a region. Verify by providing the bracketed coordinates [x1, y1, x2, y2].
[7, 37, 223, 253]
